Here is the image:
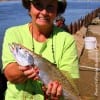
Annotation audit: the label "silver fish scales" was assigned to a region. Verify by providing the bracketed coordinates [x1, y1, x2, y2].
[8, 42, 81, 100]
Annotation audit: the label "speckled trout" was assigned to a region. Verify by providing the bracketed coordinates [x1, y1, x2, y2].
[8, 42, 81, 100]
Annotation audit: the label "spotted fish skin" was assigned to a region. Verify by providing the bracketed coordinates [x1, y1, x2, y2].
[9, 43, 81, 100]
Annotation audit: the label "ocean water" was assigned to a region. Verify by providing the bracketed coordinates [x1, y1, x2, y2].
[63, 1, 100, 24]
[0, 1, 100, 68]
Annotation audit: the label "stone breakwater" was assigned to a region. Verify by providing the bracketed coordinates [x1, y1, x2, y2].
[65, 8, 100, 35]
[71, 8, 100, 58]
[73, 7, 100, 100]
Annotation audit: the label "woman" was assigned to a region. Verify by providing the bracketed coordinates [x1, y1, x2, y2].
[2, 0, 79, 100]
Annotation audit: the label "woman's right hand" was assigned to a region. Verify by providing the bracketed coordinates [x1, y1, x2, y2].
[19, 65, 40, 80]
[4, 63, 40, 83]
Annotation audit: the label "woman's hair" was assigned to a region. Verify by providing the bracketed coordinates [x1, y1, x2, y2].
[22, 0, 67, 15]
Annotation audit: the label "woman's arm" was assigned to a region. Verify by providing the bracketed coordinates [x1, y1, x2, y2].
[4, 62, 39, 84]
[4, 62, 27, 83]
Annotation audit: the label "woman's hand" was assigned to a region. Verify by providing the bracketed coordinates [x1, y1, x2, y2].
[19, 65, 40, 80]
[44, 80, 62, 100]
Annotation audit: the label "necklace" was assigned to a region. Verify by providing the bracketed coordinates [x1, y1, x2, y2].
[31, 26, 56, 64]
[51, 31, 56, 63]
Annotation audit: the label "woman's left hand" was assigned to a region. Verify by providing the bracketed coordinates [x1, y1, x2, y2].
[45, 80, 62, 100]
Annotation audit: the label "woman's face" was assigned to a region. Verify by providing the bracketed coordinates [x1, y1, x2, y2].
[29, 0, 58, 27]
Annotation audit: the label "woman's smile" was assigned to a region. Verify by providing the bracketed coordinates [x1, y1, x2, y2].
[36, 16, 50, 25]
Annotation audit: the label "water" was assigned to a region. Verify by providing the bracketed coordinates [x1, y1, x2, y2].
[63, 1, 100, 25]
[0, 1, 31, 69]
[0, 1, 100, 69]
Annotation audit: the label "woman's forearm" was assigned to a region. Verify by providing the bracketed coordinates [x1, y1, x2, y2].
[4, 62, 27, 83]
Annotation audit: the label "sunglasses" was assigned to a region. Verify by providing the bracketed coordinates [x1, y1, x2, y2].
[29, 0, 57, 12]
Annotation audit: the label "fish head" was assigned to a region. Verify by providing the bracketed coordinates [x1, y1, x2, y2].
[8, 43, 34, 66]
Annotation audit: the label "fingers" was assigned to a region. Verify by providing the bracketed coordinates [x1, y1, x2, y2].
[56, 84, 62, 96]
[24, 67, 39, 78]
[46, 81, 53, 95]
[19, 65, 34, 71]
[46, 80, 62, 100]
[52, 81, 61, 96]
[19, 65, 40, 80]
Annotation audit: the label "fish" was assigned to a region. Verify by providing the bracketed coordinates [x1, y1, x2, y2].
[8, 42, 81, 100]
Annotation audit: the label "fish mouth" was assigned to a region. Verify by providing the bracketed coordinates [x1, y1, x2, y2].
[8, 42, 22, 54]
[8, 43, 15, 52]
